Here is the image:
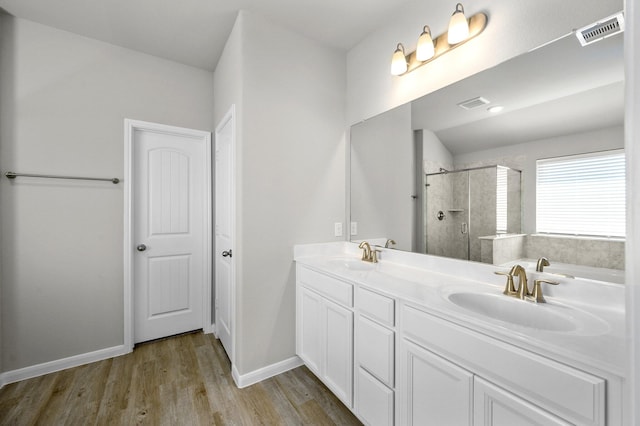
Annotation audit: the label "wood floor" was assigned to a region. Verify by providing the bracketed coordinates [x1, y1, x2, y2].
[0, 332, 362, 425]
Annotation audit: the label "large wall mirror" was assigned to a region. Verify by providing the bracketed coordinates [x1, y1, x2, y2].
[350, 29, 624, 284]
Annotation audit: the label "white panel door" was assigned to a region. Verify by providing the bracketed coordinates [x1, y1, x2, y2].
[215, 106, 235, 361]
[133, 126, 209, 343]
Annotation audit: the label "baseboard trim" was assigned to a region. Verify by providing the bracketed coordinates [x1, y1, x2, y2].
[232, 356, 303, 389]
[0, 344, 130, 388]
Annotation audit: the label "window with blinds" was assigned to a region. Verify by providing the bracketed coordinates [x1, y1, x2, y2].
[536, 150, 625, 238]
[496, 166, 508, 233]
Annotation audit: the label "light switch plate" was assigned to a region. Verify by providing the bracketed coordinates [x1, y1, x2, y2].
[334, 222, 343, 237]
[350, 221, 358, 236]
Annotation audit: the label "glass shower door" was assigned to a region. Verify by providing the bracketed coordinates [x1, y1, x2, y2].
[425, 171, 469, 260]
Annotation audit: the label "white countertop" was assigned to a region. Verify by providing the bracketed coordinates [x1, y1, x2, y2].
[294, 242, 626, 378]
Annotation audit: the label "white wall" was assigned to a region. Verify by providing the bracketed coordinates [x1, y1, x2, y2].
[625, 1, 640, 423]
[214, 11, 346, 375]
[0, 15, 214, 372]
[454, 125, 624, 234]
[346, 0, 623, 124]
[0, 9, 4, 375]
[351, 104, 413, 250]
[422, 129, 453, 174]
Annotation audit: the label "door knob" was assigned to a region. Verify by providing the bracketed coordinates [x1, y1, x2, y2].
[222, 250, 232, 258]
[136, 244, 147, 252]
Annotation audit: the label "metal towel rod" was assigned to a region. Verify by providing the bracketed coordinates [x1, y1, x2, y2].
[5, 171, 120, 184]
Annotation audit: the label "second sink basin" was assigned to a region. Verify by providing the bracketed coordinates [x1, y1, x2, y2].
[444, 290, 609, 336]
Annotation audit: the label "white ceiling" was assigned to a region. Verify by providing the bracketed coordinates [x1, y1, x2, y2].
[411, 31, 625, 155]
[0, 0, 414, 71]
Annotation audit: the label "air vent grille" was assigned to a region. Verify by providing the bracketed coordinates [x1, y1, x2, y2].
[576, 13, 624, 46]
[457, 96, 490, 110]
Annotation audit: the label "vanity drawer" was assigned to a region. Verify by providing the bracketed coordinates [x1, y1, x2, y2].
[298, 265, 353, 307]
[401, 304, 605, 426]
[356, 367, 394, 426]
[356, 286, 395, 326]
[356, 315, 395, 387]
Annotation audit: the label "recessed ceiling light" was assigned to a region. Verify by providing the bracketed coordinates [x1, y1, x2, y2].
[488, 106, 504, 113]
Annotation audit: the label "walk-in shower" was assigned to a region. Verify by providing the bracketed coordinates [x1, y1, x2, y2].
[424, 165, 522, 262]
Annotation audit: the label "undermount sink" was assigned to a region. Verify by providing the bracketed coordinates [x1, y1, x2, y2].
[445, 290, 609, 335]
[328, 258, 375, 271]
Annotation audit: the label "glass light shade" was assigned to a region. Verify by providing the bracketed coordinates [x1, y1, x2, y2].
[448, 3, 469, 44]
[416, 26, 435, 61]
[390, 43, 408, 75]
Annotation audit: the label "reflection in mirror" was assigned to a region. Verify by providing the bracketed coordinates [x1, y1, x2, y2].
[349, 30, 624, 283]
[425, 165, 522, 263]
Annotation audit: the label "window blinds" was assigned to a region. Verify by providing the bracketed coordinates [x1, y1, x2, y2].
[536, 150, 625, 238]
[496, 166, 508, 233]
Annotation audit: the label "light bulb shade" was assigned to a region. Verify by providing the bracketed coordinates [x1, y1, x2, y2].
[390, 43, 408, 75]
[448, 3, 469, 44]
[416, 26, 435, 61]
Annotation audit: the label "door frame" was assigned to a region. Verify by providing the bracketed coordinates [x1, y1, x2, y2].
[123, 119, 213, 351]
[214, 105, 236, 364]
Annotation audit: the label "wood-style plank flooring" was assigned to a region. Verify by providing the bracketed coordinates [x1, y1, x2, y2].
[0, 332, 362, 425]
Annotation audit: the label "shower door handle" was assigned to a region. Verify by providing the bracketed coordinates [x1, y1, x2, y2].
[461, 223, 468, 234]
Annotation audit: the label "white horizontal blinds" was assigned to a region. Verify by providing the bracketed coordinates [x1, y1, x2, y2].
[536, 150, 625, 237]
[496, 166, 508, 233]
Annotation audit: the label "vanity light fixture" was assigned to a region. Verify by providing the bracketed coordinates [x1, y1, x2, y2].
[416, 26, 435, 61]
[448, 3, 470, 44]
[390, 3, 487, 76]
[391, 43, 409, 75]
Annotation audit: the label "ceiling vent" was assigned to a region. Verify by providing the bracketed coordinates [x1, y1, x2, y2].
[576, 12, 624, 47]
[457, 96, 490, 110]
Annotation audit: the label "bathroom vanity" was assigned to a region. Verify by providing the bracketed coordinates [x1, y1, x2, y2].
[294, 242, 625, 426]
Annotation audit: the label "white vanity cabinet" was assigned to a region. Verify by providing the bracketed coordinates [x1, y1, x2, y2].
[400, 303, 607, 426]
[296, 265, 354, 407]
[354, 287, 396, 426]
[295, 252, 620, 426]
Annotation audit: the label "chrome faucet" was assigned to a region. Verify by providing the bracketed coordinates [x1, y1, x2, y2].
[536, 257, 550, 272]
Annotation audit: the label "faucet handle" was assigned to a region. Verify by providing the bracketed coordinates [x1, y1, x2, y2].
[494, 270, 517, 296]
[528, 279, 559, 303]
[371, 249, 381, 263]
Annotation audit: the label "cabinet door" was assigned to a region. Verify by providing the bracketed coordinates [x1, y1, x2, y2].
[324, 299, 354, 407]
[299, 288, 323, 374]
[399, 339, 473, 426]
[356, 367, 394, 426]
[474, 377, 570, 426]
